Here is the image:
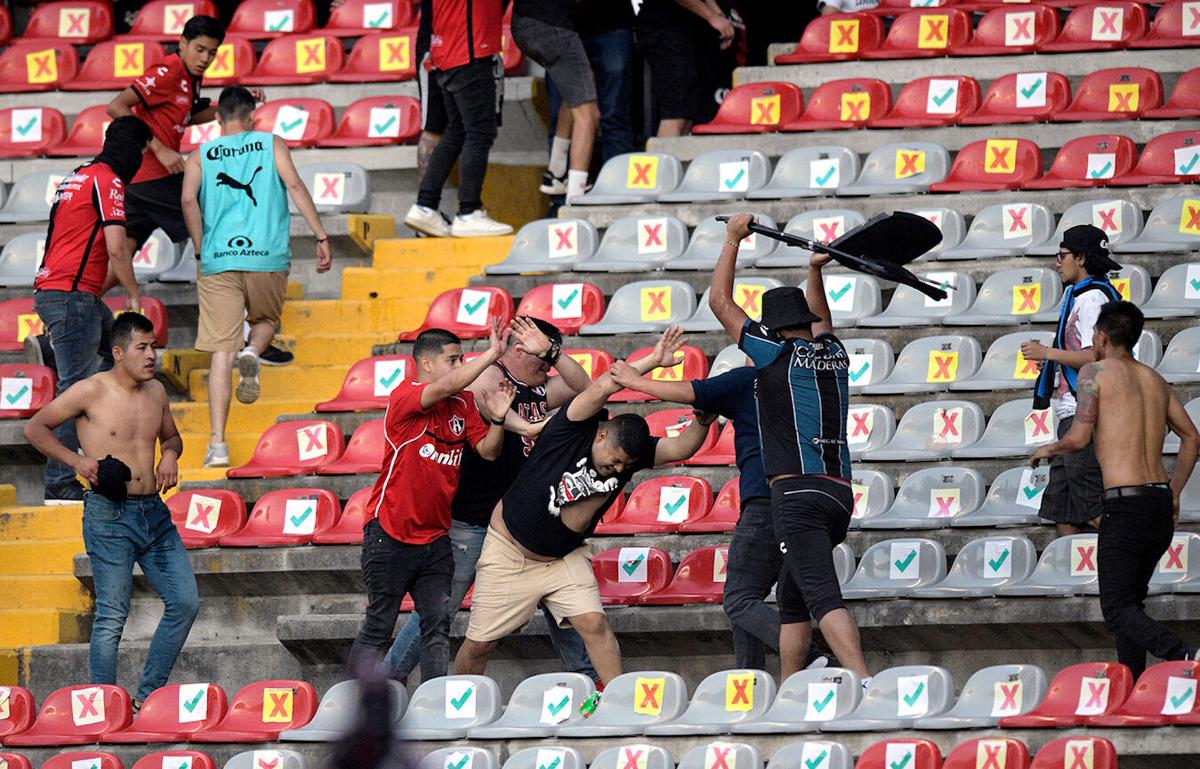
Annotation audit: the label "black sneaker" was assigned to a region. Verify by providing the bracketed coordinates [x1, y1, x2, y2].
[45, 481, 87, 505]
[259, 344, 294, 366]
[539, 169, 567, 195]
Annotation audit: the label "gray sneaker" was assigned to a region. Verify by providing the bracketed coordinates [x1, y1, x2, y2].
[204, 441, 230, 468]
[236, 348, 260, 404]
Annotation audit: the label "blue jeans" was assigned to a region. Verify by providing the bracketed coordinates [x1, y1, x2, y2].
[83, 493, 199, 702]
[33, 290, 113, 488]
[384, 519, 599, 684]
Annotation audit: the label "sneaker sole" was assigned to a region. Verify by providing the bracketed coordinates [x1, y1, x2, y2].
[236, 355, 261, 404]
[452, 227, 515, 238]
[404, 216, 450, 238]
[204, 458, 230, 468]
[258, 358, 292, 367]
[539, 184, 567, 195]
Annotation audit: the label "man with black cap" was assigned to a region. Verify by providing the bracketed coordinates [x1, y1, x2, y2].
[710, 213, 870, 682]
[1021, 224, 1123, 537]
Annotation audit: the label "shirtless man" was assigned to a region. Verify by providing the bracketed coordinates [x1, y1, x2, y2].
[1031, 301, 1200, 677]
[25, 312, 197, 708]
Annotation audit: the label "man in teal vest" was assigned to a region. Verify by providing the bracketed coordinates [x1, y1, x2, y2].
[181, 86, 333, 467]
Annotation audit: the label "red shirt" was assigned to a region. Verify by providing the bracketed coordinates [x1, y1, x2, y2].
[35, 162, 125, 296]
[429, 0, 502, 71]
[366, 381, 490, 544]
[129, 54, 200, 184]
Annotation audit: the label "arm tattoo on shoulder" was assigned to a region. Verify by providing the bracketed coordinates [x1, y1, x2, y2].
[1074, 364, 1100, 424]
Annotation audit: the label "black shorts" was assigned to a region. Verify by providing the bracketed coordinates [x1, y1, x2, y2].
[124, 174, 189, 246]
[772, 476, 853, 625]
[417, 50, 448, 134]
[511, 14, 597, 107]
[635, 23, 706, 123]
[1040, 415, 1105, 526]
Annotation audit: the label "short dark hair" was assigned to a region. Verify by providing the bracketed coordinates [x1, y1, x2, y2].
[605, 413, 652, 461]
[111, 312, 156, 349]
[1081, 253, 1112, 277]
[413, 328, 462, 362]
[1094, 301, 1143, 351]
[218, 86, 256, 123]
[182, 15, 224, 43]
[104, 115, 153, 151]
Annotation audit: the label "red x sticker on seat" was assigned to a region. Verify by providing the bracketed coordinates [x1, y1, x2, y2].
[114, 43, 145, 78]
[991, 682, 1023, 716]
[296, 424, 329, 461]
[549, 222, 578, 257]
[749, 94, 780, 125]
[1002, 204, 1031, 239]
[262, 688, 294, 723]
[976, 740, 1009, 769]
[985, 140, 1018, 175]
[1004, 11, 1036, 45]
[206, 43, 235, 79]
[25, 50, 58, 84]
[933, 406, 964, 445]
[163, 4, 195, 35]
[1091, 7, 1123, 40]
[296, 39, 327, 74]
[828, 19, 860, 52]
[1071, 541, 1098, 576]
[1065, 740, 1095, 769]
[626, 155, 659, 189]
[633, 677, 664, 715]
[58, 8, 90, 37]
[1011, 283, 1041, 314]
[71, 686, 105, 725]
[1179, 199, 1200, 236]
[848, 407, 875, 445]
[895, 149, 926, 179]
[1074, 679, 1108, 715]
[186, 493, 223, 534]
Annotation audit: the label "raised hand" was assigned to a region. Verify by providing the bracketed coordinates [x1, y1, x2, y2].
[483, 378, 516, 421]
[724, 213, 754, 243]
[609, 359, 643, 389]
[648, 326, 687, 369]
[486, 317, 510, 360]
[510, 315, 550, 357]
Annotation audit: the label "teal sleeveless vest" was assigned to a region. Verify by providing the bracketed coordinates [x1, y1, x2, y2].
[198, 130, 290, 274]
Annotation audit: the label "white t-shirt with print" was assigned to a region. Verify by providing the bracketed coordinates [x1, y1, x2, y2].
[1055, 290, 1108, 420]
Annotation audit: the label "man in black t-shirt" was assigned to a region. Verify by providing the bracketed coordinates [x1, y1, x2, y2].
[453, 328, 716, 684]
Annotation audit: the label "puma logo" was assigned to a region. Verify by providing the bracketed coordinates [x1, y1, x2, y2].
[216, 166, 262, 206]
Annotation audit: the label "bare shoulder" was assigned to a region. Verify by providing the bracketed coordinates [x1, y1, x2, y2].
[139, 377, 170, 404]
[1077, 361, 1103, 390]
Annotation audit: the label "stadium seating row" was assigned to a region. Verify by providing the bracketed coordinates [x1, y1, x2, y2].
[0, 297, 167, 353]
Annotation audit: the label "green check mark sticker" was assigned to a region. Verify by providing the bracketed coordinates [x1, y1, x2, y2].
[289, 505, 314, 529]
[450, 687, 473, 710]
[805, 752, 828, 769]
[182, 689, 205, 713]
[930, 87, 955, 108]
[1179, 153, 1198, 175]
[463, 298, 487, 315]
[556, 288, 580, 310]
[662, 495, 686, 516]
[373, 115, 397, 135]
[1019, 78, 1043, 100]
[723, 168, 746, 190]
[539, 758, 562, 769]
[894, 550, 917, 573]
[622, 555, 646, 575]
[1189, 279, 1200, 292]
[902, 682, 925, 707]
[1022, 485, 1041, 499]
[814, 167, 836, 186]
[890, 754, 912, 769]
[15, 116, 38, 136]
[447, 755, 470, 769]
[267, 15, 291, 31]
[379, 367, 403, 389]
[367, 9, 390, 26]
[1089, 161, 1113, 179]
[849, 362, 870, 383]
[987, 549, 1010, 573]
[828, 283, 852, 302]
[811, 690, 835, 712]
[279, 118, 304, 134]
[1171, 687, 1194, 709]
[546, 695, 570, 716]
[5, 385, 29, 405]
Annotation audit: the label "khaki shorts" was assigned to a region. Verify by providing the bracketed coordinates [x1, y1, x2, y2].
[196, 270, 288, 353]
[465, 527, 603, 643]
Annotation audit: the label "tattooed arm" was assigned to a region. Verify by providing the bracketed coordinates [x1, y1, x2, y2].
[1029, 363, 1100, 466]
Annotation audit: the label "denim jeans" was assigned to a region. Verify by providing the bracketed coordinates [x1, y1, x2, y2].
[82, 492, 199, 702]
[33, 290, 113, 488]
[723, 498, 782, 669]
[417, 57, 499, 215]
[582, 27, 637, 163]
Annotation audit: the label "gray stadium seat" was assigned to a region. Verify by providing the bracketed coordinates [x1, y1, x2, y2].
[911, 536, 1038, 598]
[0, 182, 7, 209]
[589, 745, 675, 769]
[858, 467, 985, 530]
[913, 664, 1048, 728]
[1148, 532, 1200, 595]
[666, 214, 781, 271]
[0, 232, 44, 287]
[1032, 265, 1152, 323]
[840, 338, 894, 393]
[394, 675, 501, 740]
[657, 150, 771, 203]
[1179, 466, 1200, 523]
[944, 268, 1062, 326]
[293, 162, 370, 213]
[645, 670, 777, 735]
[500, 747, 585, 769]
[557, 671, 688, 737]
[952, 398, 1057, 460]
[818, 275, 882, 328]
[833, 542, 855, 586]
[857, 271, 975, 328]
[733, 669, 862, 734]
[951, 466, 1048, 528]
[280, 679, 408, 741]
[576, 216, 689, 273]
[486, 219, 599, 275]
[763, 742, 852, 769]
[863, 401, 985, 462]
[862, 335, 982, 395]
[709, 344, 749, 378]
[1111, 196, 1200, 254]
[131, 228, 180, 282]
[849, 470, 895, 530]
[1133, 330, 1163, 367]
[0, 171, 68, 223]
[1141, 263, 1200, 319]
[222, 750, 307, 769]
[938, 203, 1055, 260]
[1156, 327, 1200, 384]
[413, 748, 500, 769]
[676, 742, 763, 769]
[573, 152, 683, 205]
[746, 145, 860, 200]
[754, 210, 867, 269]
[579, 281, 697, 335]
[682, 278, 785, 332]
[837, 142, 950, 196]
[901, 208, 966, 260]
[994, 534, 1099, 597]
[468, 673, 595, 739]
[846, 404, 897, 460]
[950, 331, 1055, 392]
[1165, 398, 1200, 454]
[158, 241, 200, 283]
[1028, 199, 1144, 255]
[841, 539, 948, 600]
[819, 666, 954, 731]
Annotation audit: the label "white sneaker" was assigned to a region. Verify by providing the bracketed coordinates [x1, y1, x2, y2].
[539, 169, 567, 195]
[451, 209, 513, 237]
[404, 204, 451, 237]
[204, 441, 230, 467]
[236, 347, 260, 404]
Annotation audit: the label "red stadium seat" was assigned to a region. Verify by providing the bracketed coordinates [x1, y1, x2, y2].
[323, 0, 413, 35]
[611, 345, 709, 403]
[959, 71, 1072, 125]
[684, 422, 735, 467]
[0, 685, 36, 740]
[330, 29, 418, 82]
[0, 107, 66, 158]
[226, 420, 348, 478]
[1145, 66, 1200, 119]
[103, 296, 169, 348]
[229, 0, 317, 39]
[397, 286, 515, 341]
[316, 419, 385, 475]
[103, 683, 229, 742]
[598, 476, 713, 535]
[0, 753, 31, 769]
[166, 489, 248, 548]
[781, 78, 892, 131]
[218, 488, 341, 546]
[1023, 134, 1137, 190]
[1110, 130, 1200, 186]
[862, 9, 972, 59]
[500, 25, 525, 75]
[1085, 660, 1200, 726]
[40, 753, 123, 769]
[953, 5, 1059, 55]
[63, 40, 167, 91]
[242, 33, 344, 84]
[852, 740, 942, 769]
[0, 363, 56, 419]
[554, 349, 613, 382]
[645, 408, 721, 458]
[190, 680, 317, 742]
[180, 120, 222, 153]
[1039, 1, 1148, 51]
[775, 14, 885, 63]
[593, 492, 627, 535]
[928, 138, 1043, 191]
[19, 1, 114, 44]
[513, 282, 606, 336]
[942, 738, 1028, 769]
[693, 82, 804, 134]
[1052, 67, 1162, 121]
[202, 37, 257, 85]
[1131, 0, 1200, 47]
[0, 5, 11, 46]
[639, 545, 729, 605]
[47, 105, 111, 157]
[254, 98, 336, 147]
[870, 0, 960, 13]
[1028, 738, 1116, 769]
[312, 486, 372, 544]
[131, 752, 217, 769]
[677, 477, 739, 533]
[0, 42, 80, 93]
[0, 298, 44, 352]
[1000, 662, 1132, 727]
[5, 685, 131, 746]
[120, 0, 220, 42]
[318, 95, 420, 147]
[868, 75, 981, 128]
[592, 547, 673, 605]
[316, 354, 415, 412]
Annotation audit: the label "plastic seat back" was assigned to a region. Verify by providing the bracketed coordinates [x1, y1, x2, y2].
[941, 203, 1055, 259]
[310, 486, 370, 544]
[952, 331, 1053, 391]
[316, 354, 414, 412]
[487, 218, 599, 274]
[580, 281, 697, 335]
[468, 673, 595, 738]
[0, 685, 36, 740]
[20, 1, 113, 44]
[323, 0, 412, 35]
[1132, 0, 1200, 47]
[0, 298, 44, 351]
[855, 741, 944, 769]
[0, 106, 66, 157]
[66, 40, 167, 90]
[1057, 67, 1163, 120]
[941, 739, 1030, 769]
[1113, 130, 1200, 186]
[929, 138, 1042, 192]
[221, 749, 307, 769]
[839, 142, 951, 195]
[846, 404, 897, 459]
[226, 420, 347, 478]
[5, 685, 131, 746]
[194, 681, 317, 742]
[914, 536, 1038, 596]
[861, 467, 984, 529]
[657, 150, 771, 203]
[838, 338, 893, 393]
[923, 665, 1047, 727]
[1025, 134, 1137, 189]
[680, 476, 739, 531]
[181, 119, 223, 152]
[945, 268, 1061, 323]
[693, 82, 803, 134]
[330, 30, 418, 82]
[124, 0, 220, 41]
[1041, 1, 1148, 50]
[709, 344, 749, 379]
[953, 398, 1057, 459]
[830, 668, 954, 728]
[131, 751, 217, 769]
[640, 545, 730, 605]
[747, 146, 861, 201]
[414, 749, 500, 769]
[105, 683, 229, 741]
[316, 419, 384, 475]
[647, 671, 776, 734]
[395, 676, 501, 739]
[320, 95, 420, 146]
[668, 215, 781, 269]
[254, 98, 335, 147]
[398, 286, 514, 341]
[860, 271, 974, 328]
[293, 163, 370, 213]
[0, 42, 79, 93]
[1029, 738, 1116, 769]
[739, 668, 861, 732]
[0, 231, 42, 286]
[0, 4, 9, 45]
[592, 547, 673, 605]
[1029, 198, 1143, 255]
[0, 170, 70, 223]
[864, 401, 985, 461]
[1091, 659, 1200, 725]
[1165, 397, 1200, 453]
[219, 488, 340, 545]
[848, 470, 894, 527]
[870, 76, 981, 128]
[781, 79, 891, 131]
[101, 295, 169, 348]
[677, 743, 763, 769]
[244, 33, 343, 84]
[167, 490, 248, 548]
[961, 71, 1071, 125]
[775, 14, 885, 63]
[598, 477, 713, 534]
[764, 742, 851, 769]
[864, 8, 972, 57]
[512, 282, 604, 335]
[40, 753, 124, 769]
[500, 748, 584, 769]
[590, 745, 674, 769]
[229, 0, 317, 38]
[756, 209, 867, 268]
[1148, 532, 1200, 592]
[573, 152, 682, 205]
[48, 104, 111, 157]
[580, 215, 689, 271]
[557, 349, 614, 382]
[842, 540, 948, 599]
[864, 335, 981, 394]
[958, 5, 1059, 54]
[280, 679, 407, 741]
[1146, 66, 1200, 118]
[1114, 198, 1200, 255]
[202, 37, 257, 85]
[902, 208, 966, 258]
[996, 535, 1101, 598]
[559, 672, 687, 736]
[127, 229, 180, 281]
[614, 345, 710, 401]
[1158, 327, 1200, 383]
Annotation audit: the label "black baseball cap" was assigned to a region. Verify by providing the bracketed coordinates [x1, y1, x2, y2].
[761, 286, 822, 330]
[1061, 224, 1121, 273]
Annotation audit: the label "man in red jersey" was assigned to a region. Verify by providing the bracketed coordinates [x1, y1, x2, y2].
[349, 319, 517, 679]
[33, 116, 153, 504]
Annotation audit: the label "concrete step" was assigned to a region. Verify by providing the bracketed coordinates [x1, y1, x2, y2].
[291, 334, 386, 366]
[0, 504, 82, 539]
[341, 267, 479, 301]
[172, 398, 321, 437]
[0, 608, 88, 647]
[177, 430, 265, 471]
[0, 575, 90, 611]
[280, 297, 430, 337]
[0, 537, 82, 575]
[185, 362, 346, 405]
[371, 234, 514, 271]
